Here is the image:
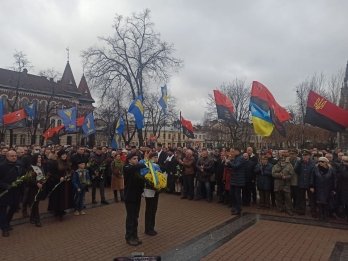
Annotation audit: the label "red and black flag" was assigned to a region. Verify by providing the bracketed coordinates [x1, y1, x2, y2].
[181, 116, 194, 139]
[304, 90, 348, 132]
[213, 90, 237, 124]
[42, 125, 64, 140]
[3, 109, 27, 129]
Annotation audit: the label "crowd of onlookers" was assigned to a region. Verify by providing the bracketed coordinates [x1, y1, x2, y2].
[0, 143, 347, 238]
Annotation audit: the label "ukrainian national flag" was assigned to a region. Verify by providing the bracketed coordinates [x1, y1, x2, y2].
[250, 81, 291, 136]
[128, 95, 144, 129]
[158, 85, 168, 113]
[249, 101, 274, 136]
[304, 90, 348, 132]
[213, 90, 237, 124]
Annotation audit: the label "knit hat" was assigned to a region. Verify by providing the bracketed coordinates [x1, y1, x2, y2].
[57, 149, 67, 158]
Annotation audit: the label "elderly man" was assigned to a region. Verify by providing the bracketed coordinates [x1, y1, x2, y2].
[0, 150, 23, 237]
[294, 149, 316, 216]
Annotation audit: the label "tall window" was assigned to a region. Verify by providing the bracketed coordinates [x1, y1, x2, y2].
[50, 119, 56, 128]
[13, 134, 17, 145]
[20, 135, 26, 145]
[57, 120, 62, 126]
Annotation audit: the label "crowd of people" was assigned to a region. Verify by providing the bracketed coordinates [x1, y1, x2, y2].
[0, 143, 347, 245]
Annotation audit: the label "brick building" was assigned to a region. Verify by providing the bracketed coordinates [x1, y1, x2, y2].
[0, 61, 95, 146]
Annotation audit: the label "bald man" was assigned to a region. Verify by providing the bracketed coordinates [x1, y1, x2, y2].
[0, 150, 23, 237]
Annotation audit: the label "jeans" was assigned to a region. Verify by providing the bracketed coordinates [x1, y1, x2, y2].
[74, 189, 86, 211]
[195, 180, 212, 201]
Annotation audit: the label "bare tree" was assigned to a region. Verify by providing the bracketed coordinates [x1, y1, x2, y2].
[38, 68, 62, 82]
[82, 9, 183, 145]
[143, 91, 178, 143]
[4, 51, 32, 146]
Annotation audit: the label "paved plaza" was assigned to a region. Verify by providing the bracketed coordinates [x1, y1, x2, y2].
[1, 189, 347, 261]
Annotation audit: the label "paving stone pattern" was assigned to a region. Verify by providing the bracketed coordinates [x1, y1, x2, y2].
[2, 190, 348, 261]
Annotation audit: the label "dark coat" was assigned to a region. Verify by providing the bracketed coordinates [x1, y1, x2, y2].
[245, 155, 258, 182]
[311, 166, 335, 204]
[294, 159, 316, 189]
[255, 162, 273, 191]
[337, 164, 348, 205]
[123, 162, 146, 203]
[196, 156, 215, 182]
[46, 159, 74, 213]
[0, 160, 22, 206]
[157, 150, 168, 171]
[227, 155, 247, 187]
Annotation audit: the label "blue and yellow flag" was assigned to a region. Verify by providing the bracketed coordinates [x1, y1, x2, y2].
[158, 85, 168, 113]
[115, 117, 125, 135]
[111, 134, 118, 149]
[128, 95, 144, 129]
[24, 103, 36, 121]
[249, 101, 274, 136]
[82, 112, 96, 136]
[58, 107, 77, 132]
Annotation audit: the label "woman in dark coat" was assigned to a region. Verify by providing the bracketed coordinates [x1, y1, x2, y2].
[47, 149, 73, 220]
[28, 154, 47, 227]
[255, 155, 273, 208]
[310, 157, 336, 221]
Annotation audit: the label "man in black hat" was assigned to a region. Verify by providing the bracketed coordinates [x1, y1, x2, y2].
[123, 152, 146, 246]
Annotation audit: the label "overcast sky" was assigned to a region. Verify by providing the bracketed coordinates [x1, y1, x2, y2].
[0, 0, 347, 122]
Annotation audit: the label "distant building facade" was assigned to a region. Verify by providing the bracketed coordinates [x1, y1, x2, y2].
[0, 61, 95, 146]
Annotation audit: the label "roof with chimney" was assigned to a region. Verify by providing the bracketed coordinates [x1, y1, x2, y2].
[0, 62, 94, 103]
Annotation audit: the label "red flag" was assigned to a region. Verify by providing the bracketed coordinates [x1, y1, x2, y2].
[3, 109, 27, 125]
[42, 125, 64, 140]
[305, 90, 348, 132]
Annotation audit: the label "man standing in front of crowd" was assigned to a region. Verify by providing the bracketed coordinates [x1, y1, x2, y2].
[272, 150, 294, 216]
[294, 149, 316, 216]
[0, 150, 22, 237]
